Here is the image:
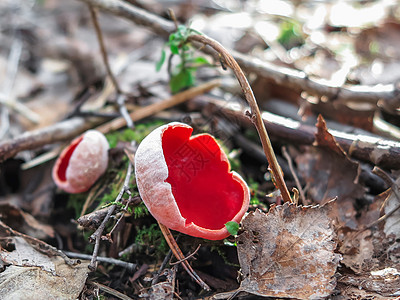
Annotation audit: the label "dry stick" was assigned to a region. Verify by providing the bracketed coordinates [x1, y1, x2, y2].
[0, 117, 97, 162]
[78, 0, 399, 105]
[151, 249, 174, 285]
[88, 161, 133, 270]
[88, 4, 136, 130]
[63, 250, 137, 271]
[190, 97, 400, 170]
[0, 79, 220, 162]
[188, 34, 291, 203]
[96, 78, 221, 134]
[158, 222, 210, 291]
[88, 4, 122, 94]
[169, 244, 201, 266]
[0, 37, 23, 138]
[89, 281, 134, 300]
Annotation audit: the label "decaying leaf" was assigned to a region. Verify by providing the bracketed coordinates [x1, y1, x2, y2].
[0, 222, 89, 299]
[296, 115, 366, 229]
[339, 229, 374, 274]
[236, 201, 341, 300]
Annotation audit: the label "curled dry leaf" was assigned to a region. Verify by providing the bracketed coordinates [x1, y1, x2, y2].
[0, 234, 89, 299]
[339, 229, 374, 274]
[296, 115, 366, 229]
[236, 201, 341, 300]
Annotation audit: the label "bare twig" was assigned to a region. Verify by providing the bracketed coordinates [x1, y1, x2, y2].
[88, 4, 122, 94]
[107, 192, 133, 237]
[78, 0, 400, 106]
[0, 37, 23, 138]
[117, 94, 135, 129]
[88, 4, 137, 129]
[0, 80, 220, 162]
[151, 249, 173, 285]
[96, 79, 221, 134]
[63, 251, 137, 271]
[88, 161, 133, 270]
[90, 281, 134, 300]
[0, 116, 100, 162]
[170, 244, 201, 265]
[158, 222, 210, 291]
[190, 97, 400, 170]
[187, 34, 291, 203]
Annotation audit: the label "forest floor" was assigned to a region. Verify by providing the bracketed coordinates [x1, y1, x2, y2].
[0, 0, 400, 299]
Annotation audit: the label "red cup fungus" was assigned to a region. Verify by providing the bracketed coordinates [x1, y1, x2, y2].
[135, 122, 250, 240]
[52, 130, 109, 194]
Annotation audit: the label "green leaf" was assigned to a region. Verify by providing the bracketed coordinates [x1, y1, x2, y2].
[225, 221, 239, 236]
[169, 68, 195, 93]
[155, 49, 166, 71]
[191, 56, 209, 65]
[170, 43, 180, 55]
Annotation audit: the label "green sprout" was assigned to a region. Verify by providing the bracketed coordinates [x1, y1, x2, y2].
[156, 25, 209, 93]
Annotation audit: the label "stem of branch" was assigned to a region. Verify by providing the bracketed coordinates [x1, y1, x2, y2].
[188, 34, 291, 203]
[88, 4, 122, 94]
[88, 161, 133, 270]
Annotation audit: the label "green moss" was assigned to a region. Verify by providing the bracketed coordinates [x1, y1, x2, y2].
[134, 202, 149, 219]
[248, 178, 261, 206]
[135, 223, 168, 257]
[210, 245, 239, 268]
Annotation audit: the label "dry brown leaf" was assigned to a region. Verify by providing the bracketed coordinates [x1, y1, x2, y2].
[339, 229, 374, 274]
[296, 115, 366, 229]
[236, 201, 341, 300]
[0, 221, 89, 299]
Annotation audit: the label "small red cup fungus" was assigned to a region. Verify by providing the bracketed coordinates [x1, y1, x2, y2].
[135, 122, 250, 240]
[52, 130, 109, 194]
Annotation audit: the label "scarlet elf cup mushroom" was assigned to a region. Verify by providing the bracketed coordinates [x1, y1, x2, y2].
[52, 130, 109, 194]
[135, 122, 250, 240]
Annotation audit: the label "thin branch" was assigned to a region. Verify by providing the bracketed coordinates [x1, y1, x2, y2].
[117, 94, 135, 129]
[0, 37, 23, 138]
[170, 244, 201, 265]
[88, 4, 122, 94]
[187, 34, 292, 203]
[96, 78, 221, 134]
[0, 79, 220, 162]
[158, 222, 210, 291]
[89, 281, 134, 300]
[0, 116, 100, 162]
[190, 97, 400, 170]
[107, 192, 133, 236]
[151, 249, 173, 285]
[78, 0, 400, 106]
[88, 161, 133, 270]
[63, 251, 137, 271]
